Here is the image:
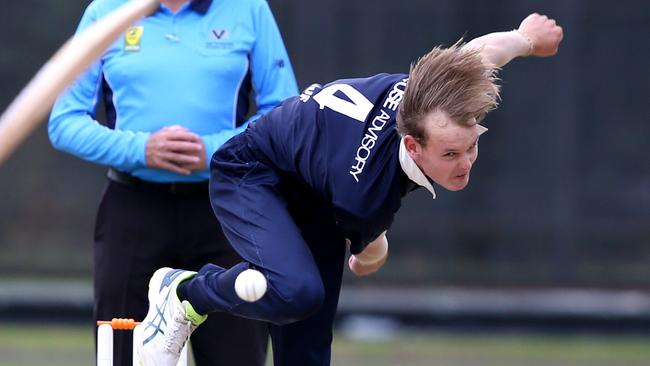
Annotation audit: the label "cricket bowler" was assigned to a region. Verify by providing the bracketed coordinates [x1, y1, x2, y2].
[137, 13, 563, 366]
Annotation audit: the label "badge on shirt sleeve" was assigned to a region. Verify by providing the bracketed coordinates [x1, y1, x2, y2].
[124, 26, 144, 52]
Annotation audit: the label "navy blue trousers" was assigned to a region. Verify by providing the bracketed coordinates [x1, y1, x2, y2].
[184, 135, 347, 366]
[94, 180, 268, 366]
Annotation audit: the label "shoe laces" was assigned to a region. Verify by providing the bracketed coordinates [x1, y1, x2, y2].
[163, 307, 195, 354]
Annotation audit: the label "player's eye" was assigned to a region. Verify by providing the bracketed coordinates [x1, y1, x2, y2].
[443, 152, 457, 158]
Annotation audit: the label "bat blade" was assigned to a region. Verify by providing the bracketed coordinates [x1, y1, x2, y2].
[0, 0, 160, 166]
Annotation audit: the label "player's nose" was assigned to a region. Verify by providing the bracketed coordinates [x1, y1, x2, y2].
[460, 155, 473, 171]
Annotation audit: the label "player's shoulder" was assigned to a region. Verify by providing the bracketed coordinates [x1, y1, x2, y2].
[297, 73, 408, 112]
[328, 73, 406, 86]
[323, 73, 408, 104]
[327, 73, 407, 93]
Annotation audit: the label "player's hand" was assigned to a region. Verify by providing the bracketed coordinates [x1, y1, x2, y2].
[348, 253, 387, 276]
[146, 125, 203, 175]
[517, 13, 564, 57]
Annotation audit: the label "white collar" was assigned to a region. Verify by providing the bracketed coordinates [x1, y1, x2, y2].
[397, 124, 488, 200]
[398, 138, 437, 199]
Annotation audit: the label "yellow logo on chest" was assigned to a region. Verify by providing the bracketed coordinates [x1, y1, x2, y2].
[124, 26, 144, 52]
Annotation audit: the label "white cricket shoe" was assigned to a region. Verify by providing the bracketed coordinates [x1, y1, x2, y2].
[136, 267, 207, 366]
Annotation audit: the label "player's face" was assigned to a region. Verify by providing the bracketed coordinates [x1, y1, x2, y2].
[406, 111, 481, 191]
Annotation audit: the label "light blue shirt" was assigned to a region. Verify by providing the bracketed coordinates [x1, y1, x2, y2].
[49, 0, 298, 182]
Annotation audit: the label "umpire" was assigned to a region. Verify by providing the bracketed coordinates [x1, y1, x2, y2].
[48, 0, 298, 364]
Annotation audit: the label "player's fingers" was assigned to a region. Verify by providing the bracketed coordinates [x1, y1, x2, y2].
[532, 13, 546, 24]
[348, 256, 376, 277]
[348, 256, 359, 275]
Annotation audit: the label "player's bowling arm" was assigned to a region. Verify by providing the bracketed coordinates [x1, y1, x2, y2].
[464, 13, 563, 68]
[463, 31, 531, 68]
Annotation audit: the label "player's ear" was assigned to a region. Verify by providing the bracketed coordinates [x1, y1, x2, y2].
[403, 135, 421, 159]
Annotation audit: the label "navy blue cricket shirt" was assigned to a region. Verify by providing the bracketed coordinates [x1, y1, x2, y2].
[246, 73, 426, 254]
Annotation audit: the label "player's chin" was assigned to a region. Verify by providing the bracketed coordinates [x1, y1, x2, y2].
[446, 174, 470, 191]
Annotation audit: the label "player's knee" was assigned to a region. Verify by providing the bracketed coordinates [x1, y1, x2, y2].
[271, 275, 325, 325]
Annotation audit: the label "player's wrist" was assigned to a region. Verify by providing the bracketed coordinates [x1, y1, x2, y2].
[512, 29, 534, 56]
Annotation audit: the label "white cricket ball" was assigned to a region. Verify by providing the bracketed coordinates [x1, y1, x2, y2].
[234, 269, 268, 302]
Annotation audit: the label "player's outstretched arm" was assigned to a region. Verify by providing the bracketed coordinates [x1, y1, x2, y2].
[464, 13, 564, 68]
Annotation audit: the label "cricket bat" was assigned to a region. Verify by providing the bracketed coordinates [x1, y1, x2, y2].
[0, 0, 160, 165]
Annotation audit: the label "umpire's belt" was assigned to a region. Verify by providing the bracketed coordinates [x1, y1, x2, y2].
[107, 168, 209, 195]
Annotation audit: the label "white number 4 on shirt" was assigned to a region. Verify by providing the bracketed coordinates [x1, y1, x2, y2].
[313, 84, 374, 123]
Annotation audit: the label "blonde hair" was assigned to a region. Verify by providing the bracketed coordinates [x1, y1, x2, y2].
[397, 41, 500, 145]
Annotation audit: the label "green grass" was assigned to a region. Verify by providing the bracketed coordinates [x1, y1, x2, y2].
[0, 324, 649, 366]
[332, 332, 650, 366]
[0, 325, 94, 366]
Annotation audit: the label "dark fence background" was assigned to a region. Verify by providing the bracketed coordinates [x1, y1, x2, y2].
[1, 0, 648, 289]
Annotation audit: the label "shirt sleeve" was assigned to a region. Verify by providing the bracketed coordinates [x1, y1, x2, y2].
[249, 0, 298, 120]
[335, 209, 392, 255]
[202, 0, 299, 163]
[48, 3, 149, 171]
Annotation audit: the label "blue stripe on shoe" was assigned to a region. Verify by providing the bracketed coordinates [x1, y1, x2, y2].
[160, 269, 185, 291]
[143, 295, 170, 345]
[142, 269, 185, 345]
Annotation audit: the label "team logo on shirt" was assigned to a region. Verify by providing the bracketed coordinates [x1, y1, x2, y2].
[206, 29, 233, 49]
[124, 26, 143, 52]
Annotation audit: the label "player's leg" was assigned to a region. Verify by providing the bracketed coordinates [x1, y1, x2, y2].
[94, 182, 172, 366]
[270, 227, 345, 366]
[182, 154, 326, 323]
[176, 193, 268, 366]
[269, 207, 347, 366]
[269, 245, 345, 366]
[138, 136, 329, 365]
